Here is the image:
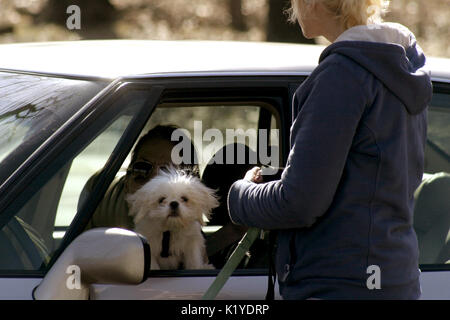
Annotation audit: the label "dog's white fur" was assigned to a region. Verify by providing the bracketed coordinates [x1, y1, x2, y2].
[126, 167, 219, 270]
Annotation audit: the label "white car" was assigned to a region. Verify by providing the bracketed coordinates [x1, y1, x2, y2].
[0, 40, 449, 300]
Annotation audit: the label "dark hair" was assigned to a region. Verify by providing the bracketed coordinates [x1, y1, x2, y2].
[131, 124, 199, 176]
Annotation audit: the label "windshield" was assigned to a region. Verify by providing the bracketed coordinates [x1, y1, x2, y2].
[0, 72, 107, 185]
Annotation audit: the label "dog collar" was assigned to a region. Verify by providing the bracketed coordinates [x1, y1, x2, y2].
[160, 231, 171, 258]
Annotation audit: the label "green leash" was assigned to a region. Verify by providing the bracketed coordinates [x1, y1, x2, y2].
[202, 227, 261, 300]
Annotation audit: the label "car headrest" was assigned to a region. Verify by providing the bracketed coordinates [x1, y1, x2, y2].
[202, 143, 258, 226]
[413, 172, 450, 264]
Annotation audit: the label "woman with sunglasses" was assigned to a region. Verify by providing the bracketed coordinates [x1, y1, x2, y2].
[79, 125, 198, 230]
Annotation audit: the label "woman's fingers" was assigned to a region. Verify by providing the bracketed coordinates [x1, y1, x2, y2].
[244, 167, 263, 183]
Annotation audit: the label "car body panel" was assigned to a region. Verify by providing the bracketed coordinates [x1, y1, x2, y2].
[91, 276, 281, 300]
[0, 40, 322, 80]
[0, 275, 279, 300]
[419, 272, 450, 299]
[0, 278, 40, 300]
[1, 272, 449, 300]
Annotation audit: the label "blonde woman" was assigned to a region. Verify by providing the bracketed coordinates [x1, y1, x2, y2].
[228, 0, 432, 299]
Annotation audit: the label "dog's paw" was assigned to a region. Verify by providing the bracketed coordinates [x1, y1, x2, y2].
[202, 263, 215, 270]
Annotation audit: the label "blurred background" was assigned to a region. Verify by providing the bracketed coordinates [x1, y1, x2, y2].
[0, 0, 448, 57]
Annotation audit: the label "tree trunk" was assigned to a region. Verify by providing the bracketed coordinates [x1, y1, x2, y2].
[229, 0, 247, 31]
[266, 0, 315, 44]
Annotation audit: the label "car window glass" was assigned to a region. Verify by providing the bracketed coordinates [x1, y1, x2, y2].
[0, 72, 106, 184]
[0, 90, 148, 273]
[415, 91, 450, 266]
[54, 115, 134, 229]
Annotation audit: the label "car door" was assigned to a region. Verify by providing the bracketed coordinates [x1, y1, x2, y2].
[0, 73, 296, 300]
[86, 75, 296, 299]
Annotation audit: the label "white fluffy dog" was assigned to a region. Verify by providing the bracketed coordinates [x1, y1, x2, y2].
[126, 167, 219, 270]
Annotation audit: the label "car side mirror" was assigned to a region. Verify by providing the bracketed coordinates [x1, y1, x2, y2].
[33, 228, 150, 300]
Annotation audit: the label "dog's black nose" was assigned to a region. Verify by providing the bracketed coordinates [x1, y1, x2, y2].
[170, 201, 179, 209]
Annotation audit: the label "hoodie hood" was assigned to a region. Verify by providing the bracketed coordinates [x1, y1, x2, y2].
[320, 23, 432, 115]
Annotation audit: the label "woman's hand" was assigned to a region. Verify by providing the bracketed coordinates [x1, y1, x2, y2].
[244, 167, 263, 183]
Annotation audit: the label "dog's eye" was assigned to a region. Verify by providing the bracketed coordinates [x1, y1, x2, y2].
[181, 196, 188, 202]
[158, 197, 166, 204]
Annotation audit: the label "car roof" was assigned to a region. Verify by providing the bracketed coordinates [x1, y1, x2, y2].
[0, 40, 448, 82]
[0, 40, 323, 80]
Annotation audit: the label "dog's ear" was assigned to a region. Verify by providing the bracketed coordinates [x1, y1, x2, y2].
[125, 192, 138, 217]
[132, 208, 147, 225]
[125, 192, 147, 224]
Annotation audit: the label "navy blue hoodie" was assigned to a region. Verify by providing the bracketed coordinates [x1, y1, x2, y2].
[227, 23, 433, 299]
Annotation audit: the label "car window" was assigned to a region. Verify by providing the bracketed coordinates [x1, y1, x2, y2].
[156, 103, 279, 271]
[0, 90, 150, 274]
[415, 89, 450, 266]
[105, 101, 281, 272]
[0, 72, 107, 186]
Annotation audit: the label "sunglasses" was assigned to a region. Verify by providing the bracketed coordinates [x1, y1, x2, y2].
[127, 161, 155, 178]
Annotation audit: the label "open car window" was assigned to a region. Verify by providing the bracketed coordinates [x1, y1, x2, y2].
[146, 102, 280, 271]
[82, 97, 282, 273]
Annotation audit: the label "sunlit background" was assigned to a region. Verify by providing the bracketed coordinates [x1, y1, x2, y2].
[0, 0, 448, 58]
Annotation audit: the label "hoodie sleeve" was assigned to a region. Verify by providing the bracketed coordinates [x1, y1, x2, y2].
[228, 62, 368, 230]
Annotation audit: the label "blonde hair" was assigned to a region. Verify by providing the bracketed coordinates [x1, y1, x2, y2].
[287, 0, 390, 29]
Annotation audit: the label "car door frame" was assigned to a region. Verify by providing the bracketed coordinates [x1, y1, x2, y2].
[0, 72, 303, 299]
[84, 73, 304, 300]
